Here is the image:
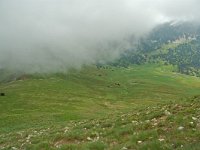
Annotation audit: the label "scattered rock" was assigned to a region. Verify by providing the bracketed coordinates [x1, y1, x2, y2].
[153, 122, 158, 126]
[137, 141, 142, 144]
[94, 136, 100, 142]
[121, 147, 128, 150]
[64, 127, 69, 133]
[178, 126, 184, 130]
[151, 118, 157, 122]
[158, 138, 165, 142]
[190, 122, 194, 125]
[132, 120, 138, 125]
[87, 137, 93, 141]
[192, 117, 197, 121]
[181, 145, 184, 148]
[164, 110, 171, 116]
[26, 135, 32, 140]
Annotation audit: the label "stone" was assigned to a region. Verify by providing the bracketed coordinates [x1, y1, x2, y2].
[192, 117, 197, 121]
[178, 126, 184, 130]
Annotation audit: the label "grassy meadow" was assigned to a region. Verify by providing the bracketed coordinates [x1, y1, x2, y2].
[0, 64, 200, 149]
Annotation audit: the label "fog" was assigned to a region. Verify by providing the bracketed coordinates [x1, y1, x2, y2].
[0, 0, 199, 73]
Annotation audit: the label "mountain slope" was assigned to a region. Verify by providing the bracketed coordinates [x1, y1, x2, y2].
[1, 64, 200, 149]
[113, 22, 200, 77]
[2, 95, 200, 150]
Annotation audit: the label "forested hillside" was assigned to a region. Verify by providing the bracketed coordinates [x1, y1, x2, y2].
[112, 22, 200, 76]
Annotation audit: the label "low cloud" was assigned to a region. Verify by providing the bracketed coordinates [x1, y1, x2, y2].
[0, 0, 199, 73]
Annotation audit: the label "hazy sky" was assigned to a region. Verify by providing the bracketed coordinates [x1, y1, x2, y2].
[0, 0, 199, 72]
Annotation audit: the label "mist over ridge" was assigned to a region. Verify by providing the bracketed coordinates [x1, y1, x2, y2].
[0, 0, 200, 73]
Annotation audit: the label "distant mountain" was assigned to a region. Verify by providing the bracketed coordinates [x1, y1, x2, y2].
[112, 21, 200, 76]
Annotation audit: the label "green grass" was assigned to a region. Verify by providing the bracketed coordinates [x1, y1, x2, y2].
[0, 64, 200, 149]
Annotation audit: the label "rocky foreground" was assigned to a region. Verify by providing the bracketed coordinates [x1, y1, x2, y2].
[1, 96, 200, 150]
